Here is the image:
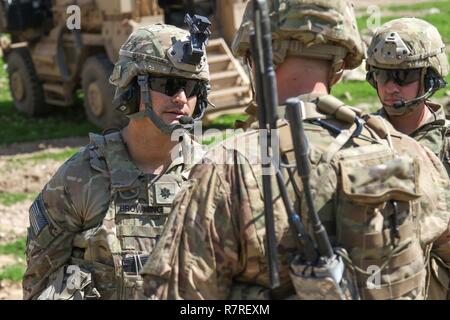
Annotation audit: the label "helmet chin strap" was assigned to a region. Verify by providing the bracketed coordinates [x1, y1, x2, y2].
[128, 75, 195, 135]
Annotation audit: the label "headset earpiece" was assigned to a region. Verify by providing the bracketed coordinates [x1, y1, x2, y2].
[424, 68, 447, 92]
[114, 80, 140, 115]
[191, 82, 209, 120]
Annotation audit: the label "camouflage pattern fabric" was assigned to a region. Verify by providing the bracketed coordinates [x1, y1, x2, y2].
[23, 131, 201, 300]
[110, 23, 210, 90]
[367, 18, 450, 299]
[366, 18, 449, 76]
[232, 0, 365, 70]
[375, 103, 450, 176]
[376, 103, 450, 299]
[141, 93, 450, 300]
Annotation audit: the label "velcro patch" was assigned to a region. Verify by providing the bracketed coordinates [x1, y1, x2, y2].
[29, 194, 49, 237]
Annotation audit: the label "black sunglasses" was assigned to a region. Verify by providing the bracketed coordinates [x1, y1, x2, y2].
[373, 68, 422, 86]
[149, 77, 202, 97]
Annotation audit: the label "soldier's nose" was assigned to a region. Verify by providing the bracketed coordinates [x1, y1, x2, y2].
[384, 80, 401, 93]
[172, 90, 188, 104]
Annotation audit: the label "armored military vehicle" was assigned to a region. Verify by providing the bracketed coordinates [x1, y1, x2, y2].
[0, 0, 251, 129]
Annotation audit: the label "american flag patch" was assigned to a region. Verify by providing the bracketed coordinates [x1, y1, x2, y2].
[29, 194, 49, 237]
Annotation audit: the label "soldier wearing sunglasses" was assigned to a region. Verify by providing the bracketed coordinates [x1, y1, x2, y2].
[367, 18, 450, 300]
[367, 18, 450, 173]
[23, 20, 212, 300]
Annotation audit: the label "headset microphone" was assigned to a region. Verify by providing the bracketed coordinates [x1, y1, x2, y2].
[393, 75, 447, 109]
[393, 86, 434, 109]
[179, 116, 194, 124]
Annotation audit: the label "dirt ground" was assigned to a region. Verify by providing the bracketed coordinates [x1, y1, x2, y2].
[0, 138, 88, 300]
[0, 256, 23, 300]
[0, 281, 22, 300]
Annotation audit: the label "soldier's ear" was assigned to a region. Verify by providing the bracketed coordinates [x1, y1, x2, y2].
[330, 72, 343, 86]
[330, 60, 346, 86]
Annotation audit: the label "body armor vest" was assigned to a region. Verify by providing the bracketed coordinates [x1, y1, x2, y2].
[70, 132, 190, 299]
[278, 95, 428, 299]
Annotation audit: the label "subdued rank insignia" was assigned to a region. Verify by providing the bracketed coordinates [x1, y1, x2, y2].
[160, 188, 171, 199]
[154, 182, 178, 205]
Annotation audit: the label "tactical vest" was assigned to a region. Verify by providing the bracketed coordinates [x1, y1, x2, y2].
[279, 95, 428, 299]
[69, 132, 190, 299]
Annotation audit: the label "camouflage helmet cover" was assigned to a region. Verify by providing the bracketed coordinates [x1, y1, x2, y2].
[109, 23, 210, 89]
[366, 18, 449, 77]
[231, 0, 366, 70]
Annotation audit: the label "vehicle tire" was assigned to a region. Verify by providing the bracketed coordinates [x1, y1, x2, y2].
[81, 54, 128, 130]
[7, 48, 48, 116]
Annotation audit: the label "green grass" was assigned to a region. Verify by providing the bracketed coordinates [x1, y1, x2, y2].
[22, 148, 79, 162]
[358, 1, 450, 41]
[204, 113, 248, 130]
[0, 192, 37, 206]
[0, 238, 26, 282]
[332, 80, 379, 106]
[353, 2, 450, 108]
[3, 148, 79, 170]
[202, 134, 222, 146]
[200, 113, 248, 145]
[0, 263, 26, 281]
[0, 237, 26, 257]
[387, 1, 449, 13]
[0, 57, 99, 145]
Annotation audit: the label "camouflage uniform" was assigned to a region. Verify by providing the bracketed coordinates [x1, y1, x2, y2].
[141, 1, 450, 300]
[23, 23, 209, 300]
[376, 104, 450, 176]
[367, 18, 450, 298]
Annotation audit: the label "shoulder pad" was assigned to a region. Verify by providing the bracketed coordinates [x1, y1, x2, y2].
[88, 133, 108, 173]
[316, 95, 359, 125]
[363, 114, 397, 140]
[89, 132, 106, 150]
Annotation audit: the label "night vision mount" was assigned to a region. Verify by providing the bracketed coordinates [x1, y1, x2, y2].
[182, 14, 211, 65]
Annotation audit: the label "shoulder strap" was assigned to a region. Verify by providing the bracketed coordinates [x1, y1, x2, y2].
[315, 95, 361, 125]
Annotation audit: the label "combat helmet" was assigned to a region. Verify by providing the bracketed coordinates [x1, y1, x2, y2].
[231, 0, 366, 85]
[110, 15, 212, 134]
[366, 18, 448, 112]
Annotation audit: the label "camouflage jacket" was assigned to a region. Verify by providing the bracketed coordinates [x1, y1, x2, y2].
[23, 130, 203, 300]
[376, 102, 450, 175]
[376, 103, 450, 300]
[141, 93, 450, 300]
